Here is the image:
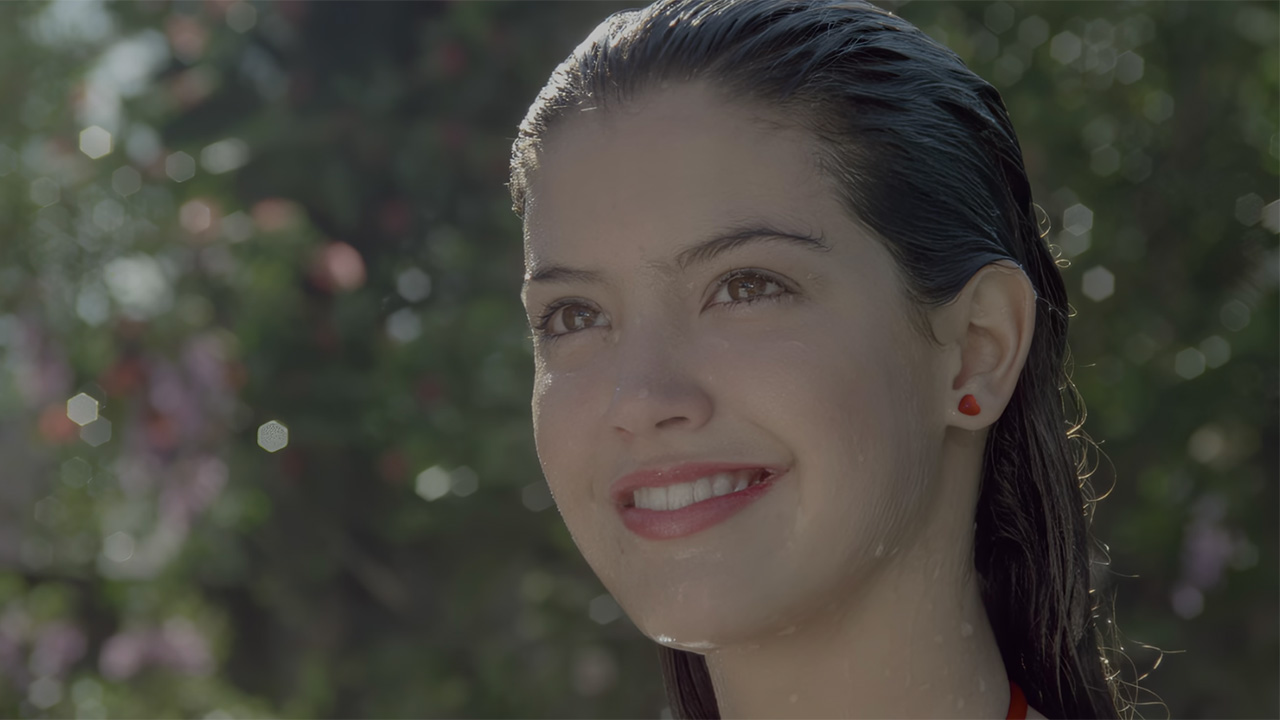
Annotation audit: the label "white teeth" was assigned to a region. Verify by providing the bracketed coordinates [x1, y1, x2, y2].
[632, 470, 766, 511]
[668, 482, 693, 509]
[713, 475, 733, 496]
[692, 477, 713, 503]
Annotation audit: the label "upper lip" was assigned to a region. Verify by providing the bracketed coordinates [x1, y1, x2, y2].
[609, 461, 784, 508]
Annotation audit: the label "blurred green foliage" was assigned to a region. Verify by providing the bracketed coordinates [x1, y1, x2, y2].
[0, 0, 1274, 718]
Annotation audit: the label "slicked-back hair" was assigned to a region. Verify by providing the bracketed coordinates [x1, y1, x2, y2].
[510, 1, 1128, 717]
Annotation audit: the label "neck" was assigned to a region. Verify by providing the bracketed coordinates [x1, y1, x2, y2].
[702, 431, 1014, 719]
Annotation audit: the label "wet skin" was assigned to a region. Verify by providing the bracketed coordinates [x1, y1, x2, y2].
[521, 81, 1044, 719]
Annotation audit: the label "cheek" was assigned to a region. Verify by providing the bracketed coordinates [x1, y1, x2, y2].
[720, 314, 932, 498]
[531, 368, 565, 453]
[531, 366, 599, 490]
[721, 312, 912, 425]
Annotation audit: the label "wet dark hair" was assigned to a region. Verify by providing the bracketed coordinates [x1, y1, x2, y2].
[509, 1, 1131, 717]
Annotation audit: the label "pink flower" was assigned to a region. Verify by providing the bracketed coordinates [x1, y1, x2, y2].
[100, 631, 148, 681]
[98, 620, 215, 680]
[155, 618, 213, 676]
[30, 621, 87, 677]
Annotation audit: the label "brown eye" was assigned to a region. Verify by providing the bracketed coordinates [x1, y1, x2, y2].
[557, 305, 599, 332]
[726, 274, 773, 300]
[536, 301, 604, 339]
[712, 270, 788, 306]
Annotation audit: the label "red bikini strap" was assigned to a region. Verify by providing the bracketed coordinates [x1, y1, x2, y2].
[1006, 680, 1028, 720]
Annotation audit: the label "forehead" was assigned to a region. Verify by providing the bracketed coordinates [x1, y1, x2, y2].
[522, 83, 838, 265]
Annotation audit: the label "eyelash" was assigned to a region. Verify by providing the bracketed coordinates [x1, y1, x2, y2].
[531, 269, 794, 342]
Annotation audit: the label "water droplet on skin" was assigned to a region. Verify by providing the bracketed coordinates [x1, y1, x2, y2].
[979, 677, 987, 692]
[788, 694, 798, 704]
[934, 634, 943, 645]
[874, 543, 885, 557]
[957, 697, 965, 709]
[678, 640, 716, 649]
[960, 622, 974, 637]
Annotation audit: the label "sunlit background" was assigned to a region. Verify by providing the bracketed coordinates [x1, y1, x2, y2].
[0, 0, 1275, 718]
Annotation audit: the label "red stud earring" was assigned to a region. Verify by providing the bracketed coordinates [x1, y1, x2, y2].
[958, 394, 981, 416]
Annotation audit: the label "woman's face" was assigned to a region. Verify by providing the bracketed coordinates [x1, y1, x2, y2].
[520, 83, 953, 650]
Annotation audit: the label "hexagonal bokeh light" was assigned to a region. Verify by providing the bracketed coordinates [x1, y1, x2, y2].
[1050, 31, 1081, 65]
[1063, 203, 1094, 234]
[66, 393, 99, 426]
[1200, 335, 1231, 368]
[415, 466, 451, 501]
[79, 125, 112, 159]
[200, 137, 250, 174]
[588, 593, 623, 625]
[396, 267, 432, 302]
[80, 417, 112, 447]
[226, 1, 257, 32]
[165, 151, 196, 182]
[1235, 193, 1264, 226]
[112, 165, 142, 197]
[29, 177, 59, 207]
[1081, 266, 1115, 302]
[521, 481, 554, 512]
[1115, 51, 1144, 85]
[450, 466, 478, 497]
[1175, 348, 1207, 380]
[257, 420, 289, 452]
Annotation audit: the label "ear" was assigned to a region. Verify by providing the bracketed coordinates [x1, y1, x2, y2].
[930, 260, 1037, 429]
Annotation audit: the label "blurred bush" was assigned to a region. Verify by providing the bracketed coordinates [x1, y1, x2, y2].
[0, 1, 1274, 718]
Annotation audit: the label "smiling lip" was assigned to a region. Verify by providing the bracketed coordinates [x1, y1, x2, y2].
[610, 462, 787, 541]
[609, 462, 784, 508]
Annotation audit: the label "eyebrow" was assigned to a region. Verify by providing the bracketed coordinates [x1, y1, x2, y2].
[522, 224, 831, 288]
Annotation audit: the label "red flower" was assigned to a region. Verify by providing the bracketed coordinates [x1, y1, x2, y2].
[37, 404, 78, 445]
[415, 377, 443, 408]
[145, 411, 179, 452]
[251, 198, 303, 233]
[439, 41, 467, 77]
[100, 357, 146, 397]
[378, 198, 412, 237]
[308, 241, 367, 293]
[379, 451, 408, 485]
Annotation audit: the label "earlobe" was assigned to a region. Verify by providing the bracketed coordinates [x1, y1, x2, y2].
[944, 260, 1037, 426]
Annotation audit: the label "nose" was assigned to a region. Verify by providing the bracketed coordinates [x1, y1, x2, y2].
[604, 329, 714, 438]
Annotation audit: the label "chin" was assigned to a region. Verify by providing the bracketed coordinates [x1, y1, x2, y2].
[641, 623, 731, 654]
[625, 591, 794, 653]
